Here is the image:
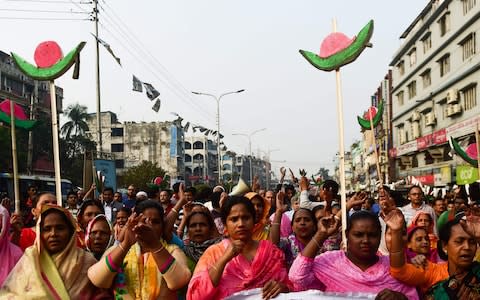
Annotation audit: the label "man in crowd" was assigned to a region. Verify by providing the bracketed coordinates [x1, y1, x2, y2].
[400, 185, 437, 233]
[66, 191, 80, 218]
[102, 187, 123, 223]
[123, 184, 136, 209]
[159, 190, 174, 214]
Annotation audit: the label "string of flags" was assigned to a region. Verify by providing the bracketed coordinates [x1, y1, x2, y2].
[91, 34, 122, 67]
[132, 75, 162, 112]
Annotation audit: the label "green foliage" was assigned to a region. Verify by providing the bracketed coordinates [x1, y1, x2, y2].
[120, 161, 166, 191]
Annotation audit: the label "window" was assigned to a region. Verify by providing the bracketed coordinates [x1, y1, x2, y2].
[111, 127, 123, 137]
[185, 154, 192, 162]
[438, 12, 450, 37]
[397, 91, 405, 106]
[115, 159, 124, 169]
[184, 142, 191, 149]
[407, 81, 417, 99]
[421, 32, 432, 53]
[397, 60, 405, 76]
[421, 69, 431, 88]
[463, 0, 476, 14]
[438, 54, 450, 77]
[193, 141, 203, 149]
[460, 33, 476, 61]
[463, 84, 477, 110]
[408, 48, 417, 67]
[111, 143, 124, 152]
[398, 125, 406, 145]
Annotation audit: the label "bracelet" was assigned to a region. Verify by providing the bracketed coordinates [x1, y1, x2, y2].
[106, 254, 121, 273]
[389, 250, 403, 255]
[312, 238, 322, 249]
[152, 245, 164, 254]
[271, 223, 280, 226]
[159, 255, 175, 274]
[118, 243, 126, 253]
[172, 208, 178, 214]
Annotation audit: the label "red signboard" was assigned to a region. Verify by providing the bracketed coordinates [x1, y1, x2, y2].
[416, 128, 447, 150]
[416, 174, 434, 185]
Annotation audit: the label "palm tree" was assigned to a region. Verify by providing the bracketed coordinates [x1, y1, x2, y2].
[61, 103, 89, 139]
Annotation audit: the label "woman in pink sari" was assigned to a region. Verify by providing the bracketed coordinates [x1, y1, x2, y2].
[289, 210, 419, 299]
[0, 205, 22, 286]
[187, 196, 291, 300]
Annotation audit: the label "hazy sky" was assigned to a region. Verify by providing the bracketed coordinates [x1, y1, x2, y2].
[1, 0, 427, 179]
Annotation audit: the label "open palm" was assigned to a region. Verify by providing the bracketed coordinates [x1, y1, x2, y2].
[382, 209, 405, 231]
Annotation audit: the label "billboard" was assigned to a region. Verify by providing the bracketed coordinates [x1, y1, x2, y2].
[93, 159, 117, 192]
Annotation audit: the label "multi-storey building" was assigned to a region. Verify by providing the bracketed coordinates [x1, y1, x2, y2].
[87, 112, 185, 179]
[389, 0, 480, 187]
[184, 134, 218, 186]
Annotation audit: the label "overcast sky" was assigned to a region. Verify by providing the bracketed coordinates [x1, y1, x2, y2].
[1, 0, 428, 179]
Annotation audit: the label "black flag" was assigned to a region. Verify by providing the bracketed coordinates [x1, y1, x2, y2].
[143, 83, 160, 100]
[132, 75, 143, 92]
[152, 98, 161, 112]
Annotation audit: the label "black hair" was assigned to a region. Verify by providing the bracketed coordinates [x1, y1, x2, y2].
[67, 191, 77, 197]
[220, 196, 256, 225]
[41, 208, 75, 241]
[346, 210, 381, 234]
[408, 185, 423, 195]
[172, 182, 181, 193]
[185, 186, 197, 196]
[322, 180, 339, 195]
[311, 204, 325, 219]
[437, 212, 465, 260]
[78, 199, 105, 219]
[433, 198, 445, 206]
[134, 200, 164, 220]
[284, 184, 295, 192]
[117, 207, 132, 216]
[102, 187, 114, 194]
[32, 192, 55, 208]
[186, 210, 215, 230]
[210, 191, 222, 209]
[291, 208, 317, 228]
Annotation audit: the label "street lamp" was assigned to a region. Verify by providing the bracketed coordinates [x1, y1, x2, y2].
[232, 128, 267, 185]
[192, 89, 245, 184]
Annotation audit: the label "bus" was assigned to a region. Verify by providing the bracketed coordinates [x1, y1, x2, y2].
[0, 173, 74, 205]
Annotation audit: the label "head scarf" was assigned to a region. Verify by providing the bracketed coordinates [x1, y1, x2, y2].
[0, 205, 98, 299]
[85, 214, 114, 257]
[409, 210, 438, 250]
[0, 206, 22, 286]
[244, 192, 271, 240]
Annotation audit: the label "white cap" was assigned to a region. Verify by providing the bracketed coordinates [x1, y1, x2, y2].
[136, 191, 148, 199]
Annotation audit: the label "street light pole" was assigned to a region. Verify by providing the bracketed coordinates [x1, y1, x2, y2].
[192, 89, 245, 184]
[233, 128, 267, 185]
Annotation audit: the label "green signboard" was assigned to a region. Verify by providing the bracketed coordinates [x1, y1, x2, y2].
[456, 165, 479, 185]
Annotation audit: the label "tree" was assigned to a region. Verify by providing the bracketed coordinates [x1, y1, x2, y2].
[120, 161, 166, 191]
[60, 103, 89, 139]
[316, 167, 332, 181]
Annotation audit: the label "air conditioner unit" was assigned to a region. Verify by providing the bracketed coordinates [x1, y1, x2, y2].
[428, 148, 444, 159]
[411, 111, 421, 121]
[412, 123, 421, 138]
[425, 112, 436, 126]
[447, 104, 462, 116]
[446, 88, 458, 104]
[400, 156, 412, 166]
[446, 105, 453, 117]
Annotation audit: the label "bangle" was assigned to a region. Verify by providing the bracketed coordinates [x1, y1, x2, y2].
[389, 250, 403, 255]
[152, 245, 164, 254]
[106, 254, 121, 273]
[312, 238, 322, 249]
[159, 255, 175, 274]
[172, 208, 178, 214]
[271, 223, 280, 226]
[118, 243, 126, 253]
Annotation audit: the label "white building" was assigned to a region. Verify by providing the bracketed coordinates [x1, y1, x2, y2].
[390, 0, 480, 187]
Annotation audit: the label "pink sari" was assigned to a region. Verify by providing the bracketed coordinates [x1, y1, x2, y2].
[187, 239, 292, 300]
[0, 206, 22, 286]
[289, 250, 419, 299]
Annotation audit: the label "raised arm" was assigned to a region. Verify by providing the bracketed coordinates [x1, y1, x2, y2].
[383, 209, 407, 268]
[164, 183, 187, 241]
[269, 191, 286, 245]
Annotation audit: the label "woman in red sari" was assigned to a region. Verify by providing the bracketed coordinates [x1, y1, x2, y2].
[187, 196, 291, 300]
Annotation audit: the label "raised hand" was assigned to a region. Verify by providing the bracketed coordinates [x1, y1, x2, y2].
[381, 209, 405, 232]
[289, 168, 298, 184]
[10, 213, 23, 233]
[299, 176, 309, 192]
[119, 212, 138, 248]
[318, 215, 340, 237]
[275, 191, 287, 213]
[346, 191, 368, 210]
[219, 192, 228, 208]
[410, 254, 427, 269]
[280, 167, 286, 179]
[134, 214, 162, 251]
[378, 187, 395, 214]
[224, 239, 245, 261]
[252, 175, 260, 192]
[460, 214, 480, 241]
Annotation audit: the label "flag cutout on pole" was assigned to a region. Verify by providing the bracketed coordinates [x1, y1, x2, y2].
[152, 98, 161, 112]
[132, 75, 143, 92]
[184, 122, 190, 132]
[91, 33, 122, 66]
[143, 82, 160, 100]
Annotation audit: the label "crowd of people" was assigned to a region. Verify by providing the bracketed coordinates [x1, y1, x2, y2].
[1, 170, 480, 299]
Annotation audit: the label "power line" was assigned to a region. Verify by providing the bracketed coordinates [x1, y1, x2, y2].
[0, 8, 88, 14]
[0, 16, 88, 20]
[5, 0, 83, 3]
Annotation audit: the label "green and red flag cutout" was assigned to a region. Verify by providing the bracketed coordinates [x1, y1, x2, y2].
[10, 41, 85, 81]
[357, 101, 384, 130]
[147, 175, 171, 190]
[449, 136, 478, 167]
[299, 20, 374, 71]
[0, 100, 37, 130]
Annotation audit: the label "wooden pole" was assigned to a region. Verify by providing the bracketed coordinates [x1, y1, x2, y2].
[369, 109, 383, 187]
[10, 100, 20, 213]
[49, 81, 62, 206]
[333, 18, 347, 245]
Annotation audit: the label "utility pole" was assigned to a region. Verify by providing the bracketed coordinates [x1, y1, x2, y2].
[93, 0, 102, 154]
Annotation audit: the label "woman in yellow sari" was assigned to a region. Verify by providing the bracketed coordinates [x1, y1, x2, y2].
[0, 205, 99, 299]
[244, 192, 271, 240]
